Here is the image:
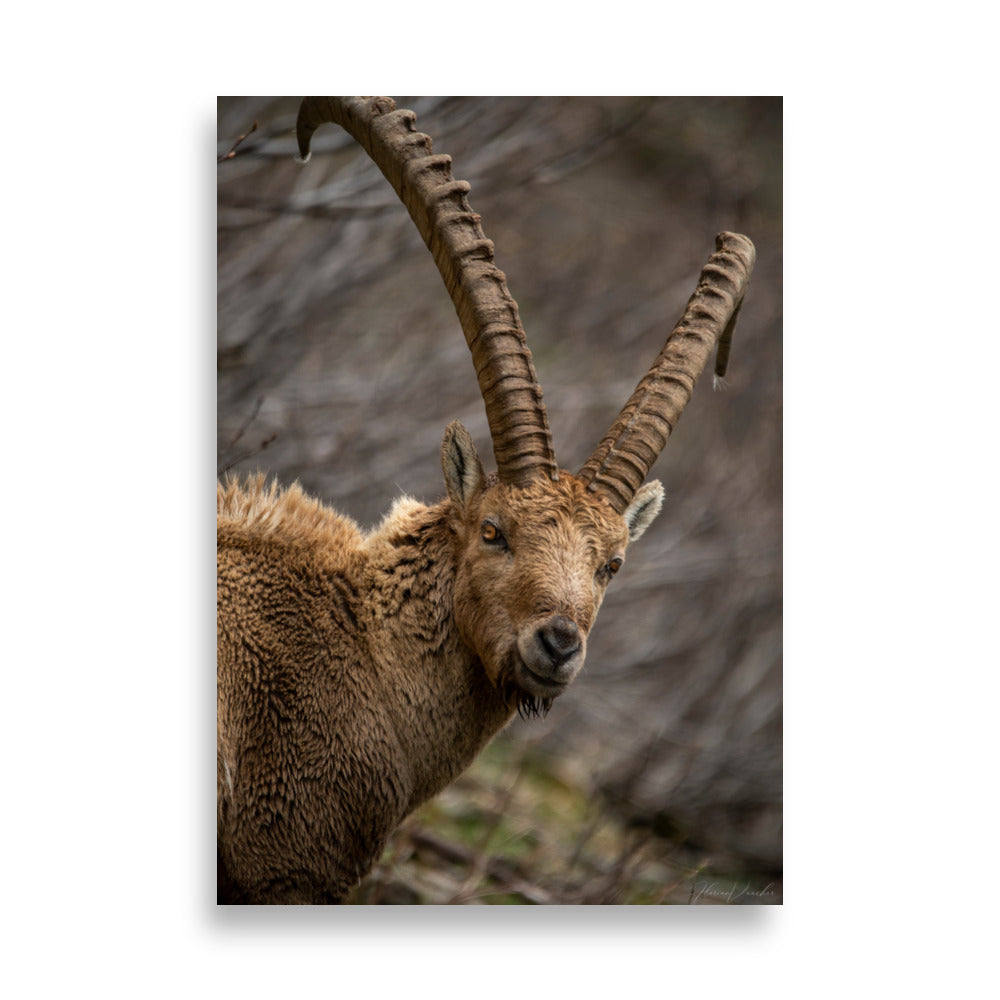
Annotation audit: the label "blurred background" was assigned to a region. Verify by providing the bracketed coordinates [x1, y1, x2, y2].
[217, 96, 782, 903]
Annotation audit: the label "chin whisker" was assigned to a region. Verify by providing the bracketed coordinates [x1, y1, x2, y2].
[515, 691, 553, 721]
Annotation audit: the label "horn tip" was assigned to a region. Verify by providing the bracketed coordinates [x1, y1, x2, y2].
[715, 231, 757, 267]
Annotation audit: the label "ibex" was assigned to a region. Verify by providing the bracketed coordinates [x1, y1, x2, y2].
[217, 97, 755, 904]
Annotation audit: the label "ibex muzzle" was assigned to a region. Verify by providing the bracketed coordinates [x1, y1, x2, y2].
[217, 97, 755, 903]
[527, 617, 582, 682]
[517, 618, 583, 697]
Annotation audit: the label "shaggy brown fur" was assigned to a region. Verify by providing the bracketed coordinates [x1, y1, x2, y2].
[217, 425, 662, 903]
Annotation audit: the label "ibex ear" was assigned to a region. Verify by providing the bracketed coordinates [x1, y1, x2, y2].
[623, 481, 664, 542]
[442, 421, 485, 510]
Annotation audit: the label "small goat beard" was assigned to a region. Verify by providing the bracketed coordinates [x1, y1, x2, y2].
[496, 659, 553, 721]
[515, 690, 553, 721]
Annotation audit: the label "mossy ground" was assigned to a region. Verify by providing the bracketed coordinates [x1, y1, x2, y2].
[347, 738, 779, 905]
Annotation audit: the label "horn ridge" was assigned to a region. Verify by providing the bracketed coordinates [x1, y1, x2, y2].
[578, 231, 756, 513]
[297, 97, 558, 486]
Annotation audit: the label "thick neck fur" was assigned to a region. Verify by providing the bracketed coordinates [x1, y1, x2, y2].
[217, 476, 517, 902]
[359, 494, 517, 805]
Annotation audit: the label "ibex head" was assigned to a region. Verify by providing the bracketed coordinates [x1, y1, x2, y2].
[296, 97, 755, 715]
[441, 420, 664, 714]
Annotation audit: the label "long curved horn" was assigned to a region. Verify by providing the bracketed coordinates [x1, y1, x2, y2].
[296, 96, 558, 486]
[577, 232, 756, 514]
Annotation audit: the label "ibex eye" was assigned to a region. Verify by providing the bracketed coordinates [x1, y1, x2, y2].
[605, 557, 623, 577]
[481, 520, 506, 547]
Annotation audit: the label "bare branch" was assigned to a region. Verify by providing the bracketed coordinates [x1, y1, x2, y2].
[217, 121, 258, 163]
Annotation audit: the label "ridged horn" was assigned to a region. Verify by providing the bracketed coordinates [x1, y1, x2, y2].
[296, 97, 558, 486]
[577, 232, 756, 513]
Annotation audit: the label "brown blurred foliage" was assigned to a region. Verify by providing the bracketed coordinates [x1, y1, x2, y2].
[217, 96, 782, 891]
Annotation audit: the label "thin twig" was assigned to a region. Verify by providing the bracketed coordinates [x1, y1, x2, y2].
[218, 121, 259, 163]
[225, 394, 265, 452]
[217, 396, 278, 477]
[407, 829, 552, 904]
[217, 432, 277, 478]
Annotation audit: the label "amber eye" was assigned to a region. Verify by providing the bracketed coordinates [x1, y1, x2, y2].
[481, 520, 507, 548]
[605, 557, 623, 578]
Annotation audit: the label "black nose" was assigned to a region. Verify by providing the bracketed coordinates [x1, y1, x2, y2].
[537, 616, 582, 669]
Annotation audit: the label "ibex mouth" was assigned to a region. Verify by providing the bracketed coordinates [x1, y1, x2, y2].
[501, 658, 559, 721]
[514, 657, 571, 698]
[498, 647, 571, 708]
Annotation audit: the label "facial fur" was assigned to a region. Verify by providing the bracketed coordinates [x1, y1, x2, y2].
[449, 474, 629, 714]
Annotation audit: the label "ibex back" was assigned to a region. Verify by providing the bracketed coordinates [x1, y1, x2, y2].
[217, 97, 755, 904]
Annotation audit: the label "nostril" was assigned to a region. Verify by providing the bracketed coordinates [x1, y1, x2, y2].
[538, 616, 582, 667]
